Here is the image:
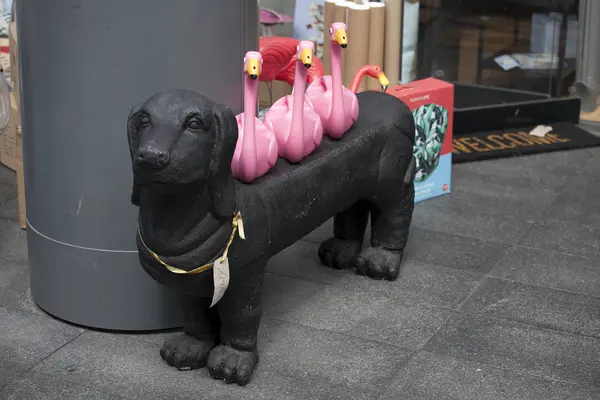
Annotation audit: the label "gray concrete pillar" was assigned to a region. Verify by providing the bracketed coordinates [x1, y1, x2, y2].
[17, 0, 258, 330]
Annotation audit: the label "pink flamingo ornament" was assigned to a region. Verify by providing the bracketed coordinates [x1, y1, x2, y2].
[230, 51, 279, 183]
[306, 22, 359, 139]
[264, 41, 324, 163]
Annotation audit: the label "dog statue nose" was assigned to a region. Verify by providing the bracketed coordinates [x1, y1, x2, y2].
[136, 148, 170, 169]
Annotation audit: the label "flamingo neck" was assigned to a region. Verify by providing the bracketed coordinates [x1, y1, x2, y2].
[290, 58, 306, 139]
[330, 43, 345, 118]
[349, 66, 370, 93]
[242, 73, 258, 161]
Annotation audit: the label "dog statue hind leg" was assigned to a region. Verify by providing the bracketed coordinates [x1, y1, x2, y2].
[318, 200, 370, 270]
[318, 91, 417, 281]
[319, 162, 415, 281]
[357, 164, 415, 280]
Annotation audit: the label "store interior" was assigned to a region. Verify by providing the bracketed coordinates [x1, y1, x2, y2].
[1, 1, 600, 399]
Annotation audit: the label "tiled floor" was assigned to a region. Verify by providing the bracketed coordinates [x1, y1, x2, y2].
[1, 148, 600, 399]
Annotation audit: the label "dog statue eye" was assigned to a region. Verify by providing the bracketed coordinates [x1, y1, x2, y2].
[186, 118, 203, 131]
[138, 114, 151, 128]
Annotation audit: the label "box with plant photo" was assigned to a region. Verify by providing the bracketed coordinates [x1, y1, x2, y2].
[388, 78, 454, 202]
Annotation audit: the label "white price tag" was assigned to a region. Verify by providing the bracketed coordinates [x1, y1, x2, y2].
[210, 257, 231, 308]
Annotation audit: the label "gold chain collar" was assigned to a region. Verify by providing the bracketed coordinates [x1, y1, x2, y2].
[137, 211, 245, 275]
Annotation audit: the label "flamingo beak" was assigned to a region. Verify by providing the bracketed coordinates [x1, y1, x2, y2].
[245, 58, 261, 80]
[334, 29, 348, 48]
[378, 72, 390, 92]
[298, 47, 313, 69]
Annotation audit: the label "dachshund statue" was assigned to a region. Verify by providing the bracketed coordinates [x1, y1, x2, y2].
[127, 89, 416, 385]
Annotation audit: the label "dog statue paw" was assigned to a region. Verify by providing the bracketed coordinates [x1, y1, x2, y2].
[160, 334, 216, 371]
[127, 89, 416, 385]
[356, 247, 404, 281]
[207, 344, 258, 385]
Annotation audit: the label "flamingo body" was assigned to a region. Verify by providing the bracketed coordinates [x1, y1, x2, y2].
[230, 51, 279, 183]
[306, 76, 359, 139]
[231, 114, 279, 183]
[264, 40, 324, 164]
[305, 22, 358, 140]
[263, 96, 323, 163]
[259, 36, 324, 84]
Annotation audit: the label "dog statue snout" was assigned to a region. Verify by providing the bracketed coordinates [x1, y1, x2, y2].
[136, 148, 170, 169]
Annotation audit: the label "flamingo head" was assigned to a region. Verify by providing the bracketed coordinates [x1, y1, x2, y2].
[243, 51, 263, 80]
[329, 22, 348, 49]
[296, 40, 315, 69]
[365, 65, 390, 92]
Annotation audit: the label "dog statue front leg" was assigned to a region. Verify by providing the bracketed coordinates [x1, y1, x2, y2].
[160, 295, 219, 370]
[208, 273, 263, 385]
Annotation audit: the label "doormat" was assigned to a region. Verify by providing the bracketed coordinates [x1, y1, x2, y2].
[452, 122, 600, 163]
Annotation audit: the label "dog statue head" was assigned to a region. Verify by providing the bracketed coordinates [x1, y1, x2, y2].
[127, 90, 238, 219]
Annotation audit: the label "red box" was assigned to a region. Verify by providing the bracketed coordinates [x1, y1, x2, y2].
[387, 78, 454, 202]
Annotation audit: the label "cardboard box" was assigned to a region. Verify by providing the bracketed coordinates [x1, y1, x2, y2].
[0, 20, 25, 229]
[0, 91, 18, 170]
[0, 22, 17, 171]
[0, 37, 9, 80]
[9, 21, 18, 101]
[388, 78, 454, 202]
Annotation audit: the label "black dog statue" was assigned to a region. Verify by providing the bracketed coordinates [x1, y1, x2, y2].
[127, 89, 416, 385]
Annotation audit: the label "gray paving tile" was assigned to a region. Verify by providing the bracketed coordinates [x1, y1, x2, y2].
[0, 373, 127, 400]
[519, 220, 600, 258]
[0, 257, 45, 317]
[266, 240, 350, 285]
[0, 196, 18, 221]
[490, 246, 600, 297]
[381, 351, 600, 400]
[0, 165, 16, 187]
[548, 195, 600, 230]
[122, 329, 179, 347]
[259, 318, 412, 393]
[579, 146, 600, 173]
[0, 307, 84, 387]
[405, 228, 509, 273]
[450, 170, 562, 219]
[0, 218, 27, 263]
[278, 223, 508, 278]
[424, 313, 600, 388]
[135, 265, 474, 353]
[412, 194, 533, 243]
[305, 192, 533, 246]
[30, 325, 382, 399]
[263, 273, 453, 349]
[302, 172, 541, 246]
[461, 278, 600, 338]
[547, 173, 600, 229]
[333, 260, 483, 310]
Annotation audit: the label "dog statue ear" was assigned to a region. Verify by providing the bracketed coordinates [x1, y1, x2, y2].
[127, 103, 144, 206]
[208, 102, 238, 219]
